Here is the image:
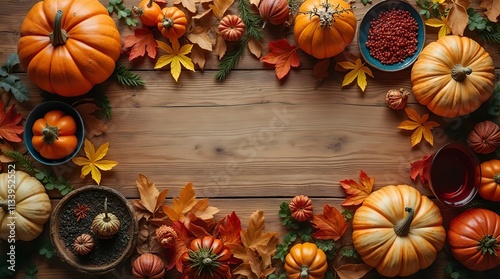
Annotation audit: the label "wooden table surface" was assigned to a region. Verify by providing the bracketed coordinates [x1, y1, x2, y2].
[1, 0, 500, 278]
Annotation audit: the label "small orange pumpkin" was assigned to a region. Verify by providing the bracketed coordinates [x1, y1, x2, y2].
[218, 15, 246, 42]
[157, 6, 188, 40]
[32, 110, 78, 160]
[17, 0, 122, 97]
[284, 242, 328, 279]
[133, 0, 162, 27]
[294, 0, 357, 59]
[479, 159, 500, 202]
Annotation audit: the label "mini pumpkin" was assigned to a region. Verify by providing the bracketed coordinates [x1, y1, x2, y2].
[0, 171, 52, 241]
[218, 15, 246, 42]
[447, 208, 500, 271]
[385, 88, 410, 110]
[294, 0, 357, 59]
[73, 233, 94, 255]
[17, 0, 122, 97]
[352, 185, 446, 277]
[181, 235, 232, 279]
[289, 195, 313, 221]
[91, 198, 121, 239]
[411, 36, 495, 117]
[132, 253, 166, 279]
[284, 242, 327, 279]
[479, 159, 500, 202]
[132, 0, 162, 27]
[157, 6, 188, 40]
[467, 120, 500, 154]
[259, 0, 290, 27]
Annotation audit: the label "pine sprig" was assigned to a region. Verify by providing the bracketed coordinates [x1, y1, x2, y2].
[114, 66, 145, 87]
[215, 0, 263, 81]
[3, 150, 35, 173]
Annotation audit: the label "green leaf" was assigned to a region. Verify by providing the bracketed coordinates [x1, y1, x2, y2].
[3, 53, 20, 71]
[0, 75, 30, 102]
[342, 208, 354, 221]
[488, 83, 500, 116]
[340, 246, 359, 258]
[325, 270, 334, 279]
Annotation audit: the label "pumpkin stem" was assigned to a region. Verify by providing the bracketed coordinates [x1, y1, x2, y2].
[300, 266, 309, 278]
[302, 1, 353, 28]
[493, 173, 500, 184]
[49, 10, 69, 46]
[451, 64, 472, 82]
[0, 200, 10, 211]
[393, 207, 414, 236]
[162, 18, 174, 28]
[103, 197, 110, 222]
[132, 0, 154, 15]
[41, 124, 60, 144]
[478, 235, 498, 256]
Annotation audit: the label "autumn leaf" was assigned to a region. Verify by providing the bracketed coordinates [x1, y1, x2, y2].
[339, 170, 374, 206]
[215, 34, 227, 59]
[163, 182, 197, 221]
[336, 58, 374, 92]
[75, 103, 107, 138]
[71, 139, 118, 185]
[135, 217, 164, 254]
[248, 37, 263, 58]
[154, 39, 195, 82]
[189, 198, 220, 220]
[311, 204, 348, 241]
[167, 221, 194, 272]
[446, 0, 470, 35]
[410, 154, 433, 184]
[398, 108, 440, 147]
[0, 142, 14, 171]
[217, 211, 242, 245]
[187, 27, 212, 51]
[134, 174, 169, 219]
[124, 28, 158, 60]
[335, 263, 373, 279]
[209, 0, 235, 19]
[425, 16, 451, 38]
[313, 59, 330, 81]
[481, 0, 500, 22]
[0, 101, 23, 142]
[261, 39, 300, 80]
[190, 45, 207, 70]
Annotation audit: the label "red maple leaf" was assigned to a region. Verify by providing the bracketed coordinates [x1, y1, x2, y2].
[217, 211, 242, 245]
[124, 28, 158, 60]
[166, 221, 193, 272]
[261, 38, 300, 80]
[0, 101, 23, 142]
[311, 204, 348, 241]
[410, 154, 433, 185]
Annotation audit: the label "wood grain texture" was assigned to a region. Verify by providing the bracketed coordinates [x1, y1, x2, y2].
[1, 0, 499, 278]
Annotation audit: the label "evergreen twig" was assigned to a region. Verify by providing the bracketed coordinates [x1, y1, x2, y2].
[3, 150, 35, 174]
[114, 66, 145, 87]
[215, 0, 263, 81]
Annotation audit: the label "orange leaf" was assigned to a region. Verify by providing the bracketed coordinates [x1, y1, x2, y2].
[0, 101, 23, 142]
[261, 39, 300, 80]
[311, 204, 348, 241]
[209, 0, 235, 19]
[74, 103, 107, 138]
[339, 170, 374, 206]
[167, 221, 193, 272]
[189, 198, 220, 220]
[135, 174, 168, 218]
[163, 182, 197, 221]
[247, 37, 262, 58]
[217, 211, 242, 245]
[398, 108, 440, 147]
[447, 0, 470, 35]
[335, 263, 373, 279]
[410, 154, 433, 184]
[481, 0, 500, 22]
[124, 28, 158, 60]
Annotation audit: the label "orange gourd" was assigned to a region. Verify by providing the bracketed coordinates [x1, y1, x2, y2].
[218, 15, 246, 42]
[352, 185, 446, 277]
[133, 0, 162, 27]
[32, 110, 78, 160]
[157, 6, 188, 40]
[132, 253, 166, 279]
[479, 159, 500, 202]
[294, 0, 357, 59]
[284, 242, 327, 279]
[17, 0, 122, 97]
[411, 35, 496, 117]
[259, 0, 290, 26]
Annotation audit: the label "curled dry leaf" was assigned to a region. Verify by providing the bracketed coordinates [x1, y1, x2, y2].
[335, 263, 373, 279]
[133, 173, 168, 220]
[247, 37, 263, 58]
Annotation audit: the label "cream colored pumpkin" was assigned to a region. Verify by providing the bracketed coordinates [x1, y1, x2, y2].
[352, 185, 446, 277]
[0, 171, 52, 241]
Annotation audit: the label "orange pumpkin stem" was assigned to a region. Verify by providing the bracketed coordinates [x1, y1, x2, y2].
[451, 64, 472, 82]
[49, 10, 69, 46]
[41, 124, 60, 144]
[393, 207, 414, 236]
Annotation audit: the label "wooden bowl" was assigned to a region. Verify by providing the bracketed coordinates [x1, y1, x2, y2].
[50, 185, 138, 274]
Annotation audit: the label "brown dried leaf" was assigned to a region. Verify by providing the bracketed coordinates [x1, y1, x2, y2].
[481, 0, 500, 22]
[75, 103, 107, 138]
[189, 198, 220, 220]
[135, 217, 163, 254]
[313, 59, 330, 81]
[136, 174, 168, 218]
[187, 27, 213, 51]
[446, 0, 470, 35]
[190, 45, 207, 70]
[249, 0, 261, 7]
[163, 182, 197, 221]
[335, 263, 373, 279]
[247, 37, 262, 58]
[215, 34, 228, 59]
[210, 0, 235, 19]
[193, 8, 213, 20]
[0, 142, 15, 165]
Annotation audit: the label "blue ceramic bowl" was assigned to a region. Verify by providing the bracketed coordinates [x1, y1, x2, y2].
[358, 0, 426, 72]
[24, 101, 85, 165]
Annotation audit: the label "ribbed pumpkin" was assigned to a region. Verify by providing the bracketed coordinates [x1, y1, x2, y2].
[294, 0, 357, 59]
[467, 120, 500, 154]
[17, 0, 122, 97]
[479, 159, 500, 202]
[411, 35, 496, 117]
[352, 185, 446, 277]
[0, 171, 52, 241]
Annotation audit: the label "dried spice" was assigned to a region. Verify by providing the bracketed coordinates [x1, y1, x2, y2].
[73, 203, 90, 222]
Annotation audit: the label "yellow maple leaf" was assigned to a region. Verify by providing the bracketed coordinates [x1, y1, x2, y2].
[398, 108, 440, 147]
[425, 16, 452, 38]
[339, 170, 374, 206]
[209, 0, 235, 19]
[154, 39, 195, 82]
[336, 58, 374, 92]
[72, 139, 118, 185]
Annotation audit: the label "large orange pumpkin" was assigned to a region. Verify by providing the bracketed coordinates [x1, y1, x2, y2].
[411, 35, 495, 117]
[294, 0, 357, 59]
[17, 0, 122, 97]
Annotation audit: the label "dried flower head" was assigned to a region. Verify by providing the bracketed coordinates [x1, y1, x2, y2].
[289, 195, 313, 221]
[155, 225, 178, 249]
[73, 233, 94, 255]
[74, 203, 90, 222]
